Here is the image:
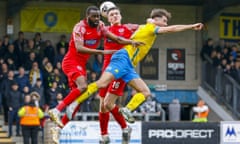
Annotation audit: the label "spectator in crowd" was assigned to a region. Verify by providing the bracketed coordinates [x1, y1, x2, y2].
[18, 93, 44, 144]
[0, 38, 4, 57]
[215, 39, 225, 53]
[53, 67, 68, 95]
[30, 91, 41, 108]
[31, 78, 45, 109]
[230, 45, 238, 62]
[139, 96, 162, 120]
[50, 92, 63, 110]
[222, 47, 230, 62]
[220, 58, 228, 70]
[42, 61, 54, 90]
[4, 44, 19, 69]
[1, 35, 10, 56]
[0, 70, 15, 124]
[214, 52, 222, 68]
[6, 58, 17, 71]
[22, 86, 31, 99]
[13, 31, 28, 66]
[56, 34, 69, 54]
[46, 81, 60, 108]
[7, 82, 22, 137]
[0, 61, 8, 113]
[44, 40, 55, 64]
[33, 32, 44, 59]
[224, 64, 235, 78]
[168, 99, 181, 121]
[200, 38, 214, 61]
[54, 47, 66, 66]
[40, 57, 49, 70]
[15, 66, 30, 92]
[24, 52, 38, 71]
[29, 62, 43, 88]
[211, 50, 221, 67]
[192, 100, 209, 122]
[233, 61, 240, 83]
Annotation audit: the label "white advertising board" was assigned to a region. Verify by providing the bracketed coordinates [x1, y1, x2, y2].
[59, 121, 141, 144]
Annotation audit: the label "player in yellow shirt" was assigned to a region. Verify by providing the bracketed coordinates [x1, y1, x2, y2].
[73, 8, 203, 123]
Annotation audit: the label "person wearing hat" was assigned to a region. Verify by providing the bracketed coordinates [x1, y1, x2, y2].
[30, 91, 40, 107]
[18, 92, 44, 144]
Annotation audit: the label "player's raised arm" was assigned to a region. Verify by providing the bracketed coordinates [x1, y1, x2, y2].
[156, 23, 204, 34]
[105, 30, 144, 47]
[147, 8, 203, 34]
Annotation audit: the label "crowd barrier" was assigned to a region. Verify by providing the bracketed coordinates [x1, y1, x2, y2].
[60, 111, 166, 122]
[50, 120, 240, 144]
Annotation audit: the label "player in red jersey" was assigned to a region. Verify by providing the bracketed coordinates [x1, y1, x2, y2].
[47, 5, 143, 144]
[98, 7, 139, 144]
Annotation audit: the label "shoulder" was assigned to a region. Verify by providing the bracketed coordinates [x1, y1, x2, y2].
[123, 23, 139, 30]
[73, 20, 86, 33]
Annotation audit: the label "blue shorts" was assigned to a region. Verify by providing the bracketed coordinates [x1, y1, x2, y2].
[105, 49, 140, 83]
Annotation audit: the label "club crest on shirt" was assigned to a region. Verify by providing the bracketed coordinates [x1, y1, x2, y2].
[77, 65, 82, 71]
[118, 28, 124, 33]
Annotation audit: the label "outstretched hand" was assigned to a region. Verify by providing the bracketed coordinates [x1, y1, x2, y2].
[192, 23, 204, 30]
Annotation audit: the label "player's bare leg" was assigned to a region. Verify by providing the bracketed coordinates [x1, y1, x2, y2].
[104, 93, 132, 143]
[119, 78, 151, 123]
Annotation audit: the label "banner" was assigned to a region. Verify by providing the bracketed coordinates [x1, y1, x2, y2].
[142, 122, 220, 144]
[219, 13, 240, 40]
[59, 121, 141, 144]
[140, 49, 159, 80]
[20, 7, 80, 33]
[221, 121, 240, 144]
[167, 48, 185, 80]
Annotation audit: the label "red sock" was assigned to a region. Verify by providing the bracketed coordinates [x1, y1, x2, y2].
[111, 106, 127, 129]
[99, 112, 110, 135]
[61, 115, 69, 126]
[56, 88, 81, 111]
[61, 104, 81, 126]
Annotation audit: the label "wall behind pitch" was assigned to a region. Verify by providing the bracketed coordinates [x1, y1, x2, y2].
[206, 4, 240, 41]
[0, 1, 6, 36]
[10, 2, 203, 89]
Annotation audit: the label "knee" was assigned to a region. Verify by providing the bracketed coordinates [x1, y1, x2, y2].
[142, 90, 151, 98]
[99, 98, 108, 112]
[103, 103, 111, 111]
[103, 100, 114, 111]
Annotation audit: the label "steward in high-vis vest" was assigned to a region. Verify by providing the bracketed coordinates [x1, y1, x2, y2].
[192, 100, 209, 122]
[18, 92, 44, 144]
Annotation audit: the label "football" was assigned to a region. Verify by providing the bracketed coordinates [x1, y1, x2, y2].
[100, 1, 116, 18]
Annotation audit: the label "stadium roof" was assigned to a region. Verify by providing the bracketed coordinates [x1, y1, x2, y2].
[4, 0, 240, 22]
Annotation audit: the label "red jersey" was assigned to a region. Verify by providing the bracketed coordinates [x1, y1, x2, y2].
[103, 24, 138, 68]
[63, 19, 107, 67]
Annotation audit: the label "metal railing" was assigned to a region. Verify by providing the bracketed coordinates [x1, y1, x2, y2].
[61, 109, 166, 122]
[201, 55, 240, 119]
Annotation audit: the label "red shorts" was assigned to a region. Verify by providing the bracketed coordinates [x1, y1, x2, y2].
[98, 78, 126, 97]
[62, 61, 86, 89]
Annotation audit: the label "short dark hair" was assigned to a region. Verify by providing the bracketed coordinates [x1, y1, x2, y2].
[86, 5, 99, 15]
[150, 8, 171, 20]
[107, 7, 119, 15]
